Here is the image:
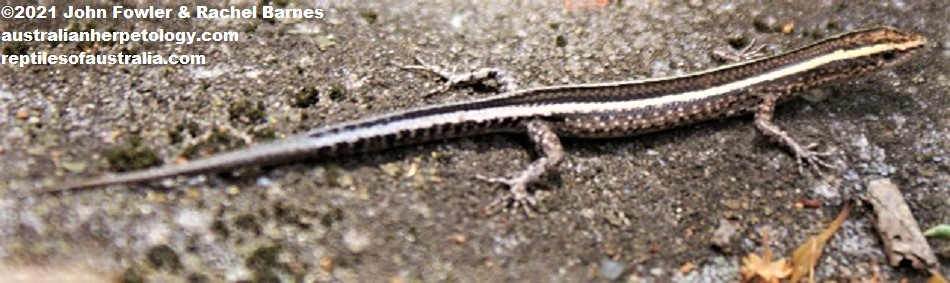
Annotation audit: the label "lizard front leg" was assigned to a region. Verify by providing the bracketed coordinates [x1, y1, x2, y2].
[478, 119, 564, 216]
[393, 56, 517, 96]
[753, 94, 835, 173]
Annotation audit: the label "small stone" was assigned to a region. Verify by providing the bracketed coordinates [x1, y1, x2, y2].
[15, 108, 30, 120]
[338, 174, 354, 187]
[26, 146, 47, 155]
[679, 261, 695, 274]
[403, 163, 418, 177]
[600, 259, 624, 280]
[603, 210, 630, 227]
[60, 161, 87, 173]
[378, 163, 400, 176]
[781, 23, 795, 34]
[722, 199, 742, 209]
[343, 229, 371, 253]
[711, 219, 740, 251]
[451, 233, 466, 245]
[315, 35, 336, 51]
[319, 256, 333, 272]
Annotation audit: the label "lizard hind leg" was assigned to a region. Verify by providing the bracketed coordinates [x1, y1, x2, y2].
[477, 119, 564, 216]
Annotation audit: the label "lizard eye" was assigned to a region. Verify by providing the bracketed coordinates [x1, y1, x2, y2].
[881, 51, 896, 60]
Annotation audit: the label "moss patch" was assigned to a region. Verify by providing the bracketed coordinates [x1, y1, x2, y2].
[233, 214, 261, 234]
[211, 219, 230, 238]
[180, 129, 246, 159]
[146, 245, 182, 272]
[359, 10, 379, 24]
[121, 266, 145, 283]
[246, 245, 291, 283]
[228, 99, 266, 123]
[3, 42, 29, 56]
[291, 86, 320, 108]
[168, 121, 201, 144]
[320, 207, 344, 227]
[328, 85, 346, 101]
[102, 136, 163, 172]
[251, 127, 278, 141]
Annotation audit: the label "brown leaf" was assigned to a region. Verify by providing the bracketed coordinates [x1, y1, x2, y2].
[928, 272, 948, 283]
[789, 203, 852, 283]
[740, 228, 792, 283]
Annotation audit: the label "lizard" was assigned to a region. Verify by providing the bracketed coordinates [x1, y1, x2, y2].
[38, 27, 927, 214]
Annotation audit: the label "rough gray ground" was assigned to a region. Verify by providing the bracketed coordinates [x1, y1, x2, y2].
[1, 0, 947, 281]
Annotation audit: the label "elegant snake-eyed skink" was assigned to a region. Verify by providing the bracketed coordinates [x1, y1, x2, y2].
[42, 27, 927, 213]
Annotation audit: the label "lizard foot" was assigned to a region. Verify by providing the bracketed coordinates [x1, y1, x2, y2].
[712, 38, 768, 63]
[476, 175, 539, 217]
[393, 56, 516, 96]
[791, 142, 836, 174]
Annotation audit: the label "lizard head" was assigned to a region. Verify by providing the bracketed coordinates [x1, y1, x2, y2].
[835, 27, 928, 68]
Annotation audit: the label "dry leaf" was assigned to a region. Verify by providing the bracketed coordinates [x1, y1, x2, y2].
[789, 203, 852, 283]
[679, 261, 695, 274]
[740, 228, 792, 283]
[928, 272, 948, 283]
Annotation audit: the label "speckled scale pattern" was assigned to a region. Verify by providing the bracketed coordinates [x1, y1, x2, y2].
[45, 27, 926, 193]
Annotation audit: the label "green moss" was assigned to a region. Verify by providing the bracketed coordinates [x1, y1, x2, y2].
[292, 86, 320, 108]
[168, 121, 201, 144]
[180, 129, 246, 159]
[212, 219, 230, 238]
[101, 27, 117, 47]
[71, 21, 98, 50]
[102, 137, 163, 172]
[3, 42, 28, 56]
[271, 0, 290, 8]
[824, 20, 840, 31]
[121, 267, 145, 283]
[359, 10, 379, 24]
[187, 273, 210, 283]
[555, 35, 568, 48]
[328, 85, 346, 101]
[320, 207, 344, 227]
[273, 202, 306, 227]
[836, 2, 849, 11]
[252, 127, 278, 141]
[229, 99, 266, 123]
[146, 245, 182, 271]
[809, 28, 825, 39]
[234, 214, 261, 234]
[323, 166, 341, 186]
[246, 245, 289, 283]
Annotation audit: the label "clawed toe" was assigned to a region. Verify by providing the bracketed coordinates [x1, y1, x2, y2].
[484, 193, 538, 216]
[476, 175, 538, 216]
[794, 147, 836, 175]
[713, 39, 768, 62]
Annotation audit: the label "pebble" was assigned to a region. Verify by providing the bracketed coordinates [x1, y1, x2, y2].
[343, 229, 372, 253]
[16, 108, 30, 120]
[711, 219, 740, 250]
[600, 259, 624, 280]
